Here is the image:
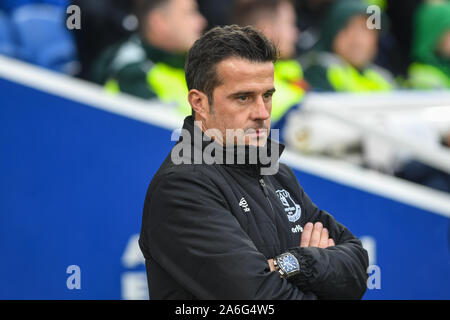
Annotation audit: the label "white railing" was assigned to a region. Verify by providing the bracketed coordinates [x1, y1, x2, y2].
[301, 92, 450, 174]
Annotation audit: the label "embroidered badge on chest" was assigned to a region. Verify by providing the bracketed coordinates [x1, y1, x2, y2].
[275, 189, 302, 223]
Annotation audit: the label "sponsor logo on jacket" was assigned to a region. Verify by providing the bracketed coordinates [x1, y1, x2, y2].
[239, 197, 251, 213]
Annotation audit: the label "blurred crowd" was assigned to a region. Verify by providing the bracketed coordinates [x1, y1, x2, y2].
[1, 0, 450, 192]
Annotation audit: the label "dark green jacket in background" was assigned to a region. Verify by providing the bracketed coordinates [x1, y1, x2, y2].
[301, 0, 395, 92]
[91, 35, 191, 114]
[408, 1, 450, 89]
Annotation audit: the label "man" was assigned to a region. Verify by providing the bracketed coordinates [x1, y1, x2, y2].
[71, 0, 137, 80]
[139, 25, 369, 299]
[407, 1, 450, 89]
[91, 0, 206, 115]
[232, 0, 307, 124]
[301, 0, 395, 92]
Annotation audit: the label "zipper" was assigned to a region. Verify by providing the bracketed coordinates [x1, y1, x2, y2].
[259, 177, 276, 219]
[259, 177, 282, 249]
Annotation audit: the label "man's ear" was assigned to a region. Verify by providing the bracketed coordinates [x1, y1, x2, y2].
[188, 89, 210, 120]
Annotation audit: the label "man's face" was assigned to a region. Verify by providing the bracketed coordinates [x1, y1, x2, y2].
[332, 15, 378, 69]
[272, 1, 299, 59]
[162, 0, 207, 52]
[198, 57, 275, 147]
[256, 1, 299, 59]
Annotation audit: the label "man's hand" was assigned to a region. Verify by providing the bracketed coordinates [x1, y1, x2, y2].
[268, 258, 276, 272]
[268, 222, 335, 272]
[301, 222, 335, 248]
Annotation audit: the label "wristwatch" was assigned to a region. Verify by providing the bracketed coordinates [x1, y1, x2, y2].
[273, 252, 301, 278]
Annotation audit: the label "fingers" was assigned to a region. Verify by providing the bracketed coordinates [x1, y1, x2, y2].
[319, 228, 329, 248]
[267, 259, 276, 272]
[300, 222, 336, 248]
[300, 222, 313, 247]
[309, 222, 323, 247]
[328, 238, 335, 247]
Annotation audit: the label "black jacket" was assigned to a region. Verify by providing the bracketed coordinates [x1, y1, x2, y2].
[139, 116, 369, 300]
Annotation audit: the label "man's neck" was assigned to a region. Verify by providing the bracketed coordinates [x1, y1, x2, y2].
[140, 34, 186, 68]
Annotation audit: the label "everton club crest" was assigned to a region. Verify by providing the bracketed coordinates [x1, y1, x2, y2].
[276, 189, 301, 223]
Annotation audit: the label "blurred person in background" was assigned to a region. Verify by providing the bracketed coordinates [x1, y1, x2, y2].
[232, 0, 309, 124]
[300, 0, 396, 92]
[382, 0, 423, 77]
[71, 0, 137, 80]
[407, 0, 450, 89]
[197, 0, 233, 28]
[294, 0, 335, 55]
[91, 0, 206, 115]
[394, 0, 450, 192]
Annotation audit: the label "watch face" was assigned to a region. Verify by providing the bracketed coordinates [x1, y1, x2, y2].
[278, 254, 299, 274]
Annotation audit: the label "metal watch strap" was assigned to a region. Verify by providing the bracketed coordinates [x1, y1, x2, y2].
[273, 258, 285, 277]
[273, 252, 301, 279]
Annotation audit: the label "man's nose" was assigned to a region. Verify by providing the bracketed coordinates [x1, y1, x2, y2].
[251, 96, 270, 120]
[197, 12, 207, 32]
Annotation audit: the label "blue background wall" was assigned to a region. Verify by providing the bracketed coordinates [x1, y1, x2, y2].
[1, 77, 449, 299]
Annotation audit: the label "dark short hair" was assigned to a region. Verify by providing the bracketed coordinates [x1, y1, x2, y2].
[231, 0, 291, 27]
[133, 0, 170, 33]
[185, 25, 279, 109]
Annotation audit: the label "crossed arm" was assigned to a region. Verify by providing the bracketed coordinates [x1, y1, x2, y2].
[268, 222, 334, 271]
[141, 170, 369, 299]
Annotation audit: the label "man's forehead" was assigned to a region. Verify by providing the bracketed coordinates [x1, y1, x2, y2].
[165, 0, 194, 12]
[216, 57, 275, 87]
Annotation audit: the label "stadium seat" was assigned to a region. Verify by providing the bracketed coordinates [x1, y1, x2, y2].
[11, 4, 78, 73]
[0, 10, 17, 57]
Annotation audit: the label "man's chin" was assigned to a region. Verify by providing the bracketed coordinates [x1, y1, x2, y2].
[246, 136, 268, 147]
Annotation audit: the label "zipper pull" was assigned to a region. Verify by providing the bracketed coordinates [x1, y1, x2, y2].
[259, 178, 269, 197]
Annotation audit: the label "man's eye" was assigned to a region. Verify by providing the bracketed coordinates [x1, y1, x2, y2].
[263, 93, 273, 100]
[238, 96, 248, 102]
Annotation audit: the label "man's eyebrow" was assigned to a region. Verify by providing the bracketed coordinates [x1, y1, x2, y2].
[228, 91, 254, 98]
[227, 88, 276, 98]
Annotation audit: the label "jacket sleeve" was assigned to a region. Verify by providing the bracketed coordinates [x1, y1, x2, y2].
[139, 169, 317, 300]
[284, 178, 369, 299]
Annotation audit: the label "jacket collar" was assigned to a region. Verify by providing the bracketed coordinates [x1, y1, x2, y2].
[140, 36, 186, 69]
[178, 116, 285, 175]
